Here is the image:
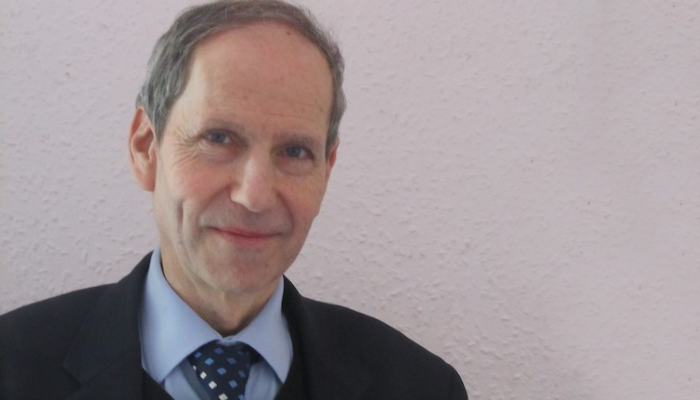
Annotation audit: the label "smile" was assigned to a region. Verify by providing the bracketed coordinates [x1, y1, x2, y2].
[211, 227, 279, 245]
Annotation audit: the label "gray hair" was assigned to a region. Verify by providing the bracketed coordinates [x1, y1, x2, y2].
[136, 0, 345, 156]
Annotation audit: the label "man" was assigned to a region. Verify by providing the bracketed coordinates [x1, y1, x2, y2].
[0, 1, 468, 399]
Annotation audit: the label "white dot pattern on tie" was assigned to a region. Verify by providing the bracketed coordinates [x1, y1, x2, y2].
[188, 342, 258, 400]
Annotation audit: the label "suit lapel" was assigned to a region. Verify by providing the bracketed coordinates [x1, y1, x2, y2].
[63, 254, 156, 400]
[282, 278, 372, 400]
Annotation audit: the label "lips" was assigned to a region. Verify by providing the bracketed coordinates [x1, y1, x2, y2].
[211, 226, 279, 245]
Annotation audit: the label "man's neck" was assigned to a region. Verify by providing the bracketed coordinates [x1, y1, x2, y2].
[161, 260, 277, 336]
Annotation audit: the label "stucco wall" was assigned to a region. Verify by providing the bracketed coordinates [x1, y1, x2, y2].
[2, 1, 699, 398]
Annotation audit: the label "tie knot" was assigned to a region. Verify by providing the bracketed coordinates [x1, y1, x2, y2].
[188, 342, 259, 400]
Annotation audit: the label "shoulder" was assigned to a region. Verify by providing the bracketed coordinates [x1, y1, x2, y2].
[0, 284, 111, 354]
[296, 296, 468, 398]
[302, 297, 446, 364]
[0, 285, 114, 396]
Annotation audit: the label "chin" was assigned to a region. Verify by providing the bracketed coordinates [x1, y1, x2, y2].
[203, 263, 281, 295]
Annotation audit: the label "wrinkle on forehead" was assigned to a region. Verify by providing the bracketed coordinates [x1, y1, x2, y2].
[197, 87, 328, 131]
[188, 21, 332, 122]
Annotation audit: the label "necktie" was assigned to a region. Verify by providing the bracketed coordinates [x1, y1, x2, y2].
[188, 342, 259, 400]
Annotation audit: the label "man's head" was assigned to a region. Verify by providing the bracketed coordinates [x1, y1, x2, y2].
[128, 0, 343, 326]
[136, 0, 345, 157]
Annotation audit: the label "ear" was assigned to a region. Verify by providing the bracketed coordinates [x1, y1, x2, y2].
[325, 138, 339, 182]
[129, 107, 158, 192]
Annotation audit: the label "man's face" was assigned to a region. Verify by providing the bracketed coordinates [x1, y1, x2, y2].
[147, 22, 336, 299]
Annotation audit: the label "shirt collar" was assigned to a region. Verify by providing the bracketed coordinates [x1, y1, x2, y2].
[139, 246, 292, 384]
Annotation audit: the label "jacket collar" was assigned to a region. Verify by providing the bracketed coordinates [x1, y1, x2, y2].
[282, 278, 372, 400]
[62, 253, 162, 400]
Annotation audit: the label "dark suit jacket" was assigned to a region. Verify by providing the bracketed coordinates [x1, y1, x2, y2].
[0, 254, 467, 399]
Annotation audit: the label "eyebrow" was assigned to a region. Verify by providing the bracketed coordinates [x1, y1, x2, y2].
[202, 119, 247, 136]
[275, 132, 324, 151]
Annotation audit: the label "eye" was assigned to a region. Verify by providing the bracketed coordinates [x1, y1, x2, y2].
[205, 131, 230, 144]
[283, 145, 311, 159]
[276, 142, 318, 174]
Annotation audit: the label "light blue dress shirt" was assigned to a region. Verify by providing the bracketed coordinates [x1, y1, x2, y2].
[139, 246, 293, 400]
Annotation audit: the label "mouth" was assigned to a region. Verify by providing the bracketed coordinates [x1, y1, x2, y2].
[210, 227, 279, 245]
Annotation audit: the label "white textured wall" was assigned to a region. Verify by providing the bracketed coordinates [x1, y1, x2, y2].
[2, 1, 699, 398]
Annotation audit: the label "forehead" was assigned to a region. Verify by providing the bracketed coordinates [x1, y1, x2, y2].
[177, 22, 333, 131]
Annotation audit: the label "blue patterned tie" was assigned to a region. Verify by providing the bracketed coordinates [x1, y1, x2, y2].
[188, 342, 259, 400]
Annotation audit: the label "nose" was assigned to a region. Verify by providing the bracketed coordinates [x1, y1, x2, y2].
[230, 154, 276, 213]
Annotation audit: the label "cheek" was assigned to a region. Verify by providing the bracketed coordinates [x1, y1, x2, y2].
[169, 160, 223, 203]
[286, 176, 328, 222]
[155, 163, 226, 234]
[162, 144, 217, 195]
